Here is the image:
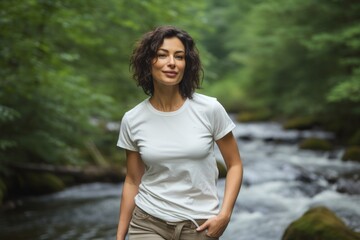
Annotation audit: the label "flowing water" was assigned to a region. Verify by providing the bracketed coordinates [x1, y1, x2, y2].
[0, 121, 359, 240]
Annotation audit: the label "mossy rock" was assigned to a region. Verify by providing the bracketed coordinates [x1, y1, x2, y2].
[19, 173, 65, 195]
[282, 206, 360, 240]
[299, 138, 332, 151]
[283, 117, 317, 130]
[342, 146, 360, 162]
[349, 130, 360, 145]
[236, 110, 272, 122]
[217, 161, 227, 179]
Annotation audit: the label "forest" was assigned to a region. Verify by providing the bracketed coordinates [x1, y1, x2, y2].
[1, 0, 359, 204]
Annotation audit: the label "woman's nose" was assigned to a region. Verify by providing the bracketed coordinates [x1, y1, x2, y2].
[167, 56, 175, 67]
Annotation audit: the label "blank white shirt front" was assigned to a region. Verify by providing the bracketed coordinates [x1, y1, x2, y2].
[117, 93, 235, 223]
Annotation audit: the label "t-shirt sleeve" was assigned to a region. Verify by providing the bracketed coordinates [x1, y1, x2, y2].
[211, 100, 236, 141]
[117, 113, 139, 151]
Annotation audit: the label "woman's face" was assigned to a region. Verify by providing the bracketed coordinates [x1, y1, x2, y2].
[151, 37, 186, 88]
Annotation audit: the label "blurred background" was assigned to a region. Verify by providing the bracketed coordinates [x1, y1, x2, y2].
[0, 0, 359, 239]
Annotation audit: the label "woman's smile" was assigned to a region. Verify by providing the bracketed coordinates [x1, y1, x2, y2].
[162, 70, 178, 78]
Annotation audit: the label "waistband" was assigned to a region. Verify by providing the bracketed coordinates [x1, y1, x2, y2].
[134, 206, 207, 240]
[135, 205, 207, 227]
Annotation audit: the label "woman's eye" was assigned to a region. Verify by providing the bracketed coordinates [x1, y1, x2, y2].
[175, 55, 184, 60]
[157, 54, 167, 58]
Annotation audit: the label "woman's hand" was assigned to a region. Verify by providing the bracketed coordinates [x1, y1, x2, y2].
[196, 213, 231, 238]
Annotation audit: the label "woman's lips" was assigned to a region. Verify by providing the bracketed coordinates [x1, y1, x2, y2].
[163, 71, 178, 78]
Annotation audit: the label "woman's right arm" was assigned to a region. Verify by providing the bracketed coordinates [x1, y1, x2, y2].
[116, 150, 145, 240]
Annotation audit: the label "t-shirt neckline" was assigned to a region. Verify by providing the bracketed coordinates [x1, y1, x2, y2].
[146, 97, 189, 116]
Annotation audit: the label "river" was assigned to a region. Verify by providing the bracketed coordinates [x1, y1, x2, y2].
[0, 121, 359, 240]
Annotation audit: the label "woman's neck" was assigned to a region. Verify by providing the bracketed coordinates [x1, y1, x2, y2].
[150, 88, 185, 112]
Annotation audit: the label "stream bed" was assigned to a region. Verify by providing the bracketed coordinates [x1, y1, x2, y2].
[0, 121, 359, 240]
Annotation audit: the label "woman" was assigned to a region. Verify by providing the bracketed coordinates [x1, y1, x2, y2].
[116, 26, 243, 240]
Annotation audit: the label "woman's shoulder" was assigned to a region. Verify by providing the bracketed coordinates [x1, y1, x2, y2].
[192, 93, 218, 104]
[191, 93, 222, 109]
[123, 98, 149, 119]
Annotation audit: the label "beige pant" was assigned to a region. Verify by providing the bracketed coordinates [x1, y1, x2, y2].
[129, 206, 219, 240]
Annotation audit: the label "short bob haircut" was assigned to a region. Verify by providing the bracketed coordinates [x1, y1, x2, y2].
[130, 26, 203, 99]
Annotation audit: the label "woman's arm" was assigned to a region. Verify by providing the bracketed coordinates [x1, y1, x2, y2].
[116, 150, 145, 240]
[197, 131, 243, 237]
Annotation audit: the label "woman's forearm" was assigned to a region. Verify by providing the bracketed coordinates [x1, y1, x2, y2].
[116, 179, 140, 240]
[216, 132, 243, 218]
[219, 163, 243, 218]
[117, 150, 144, 240]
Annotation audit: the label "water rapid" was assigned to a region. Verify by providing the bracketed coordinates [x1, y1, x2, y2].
[0, 121, 359, 240]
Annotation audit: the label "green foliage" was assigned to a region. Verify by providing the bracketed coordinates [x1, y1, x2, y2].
[2, 0, 359, 198]
[349, 130, 360, 145]
[0, 99, 20, 152]
[202, 0, 360, 141]
[0, 179, 6, 204]
[200, 77, 246, 112]
[327, 68, 360, 102]
[1, 1, 111, 167]
[0, 0, 211, 197]
[282, 206, 360, 240]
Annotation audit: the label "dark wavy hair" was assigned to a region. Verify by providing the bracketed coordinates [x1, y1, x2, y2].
[130, 26, 203, 99]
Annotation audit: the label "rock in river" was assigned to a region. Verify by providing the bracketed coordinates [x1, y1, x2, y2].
[282, 206, 360, 240]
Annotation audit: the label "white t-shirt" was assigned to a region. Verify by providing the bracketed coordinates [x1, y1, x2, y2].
[117, 93, 235, 224]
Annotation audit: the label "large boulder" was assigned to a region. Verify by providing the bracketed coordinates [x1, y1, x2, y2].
[342, 146, 360, 162]
[283, 117, 317, 130]
[18, 173, 65, 195]
[282, 206, 360, 240]
[299, 138, 332, 151]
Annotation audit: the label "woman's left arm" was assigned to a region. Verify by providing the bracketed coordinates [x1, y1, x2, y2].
[197, 131, 243, 238]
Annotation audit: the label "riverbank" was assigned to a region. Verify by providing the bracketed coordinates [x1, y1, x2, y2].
[1, 115, 359, 208]
[1, 121, 359, 240]
[0, 163, 125, 210]
[236, 112, 360, 162]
